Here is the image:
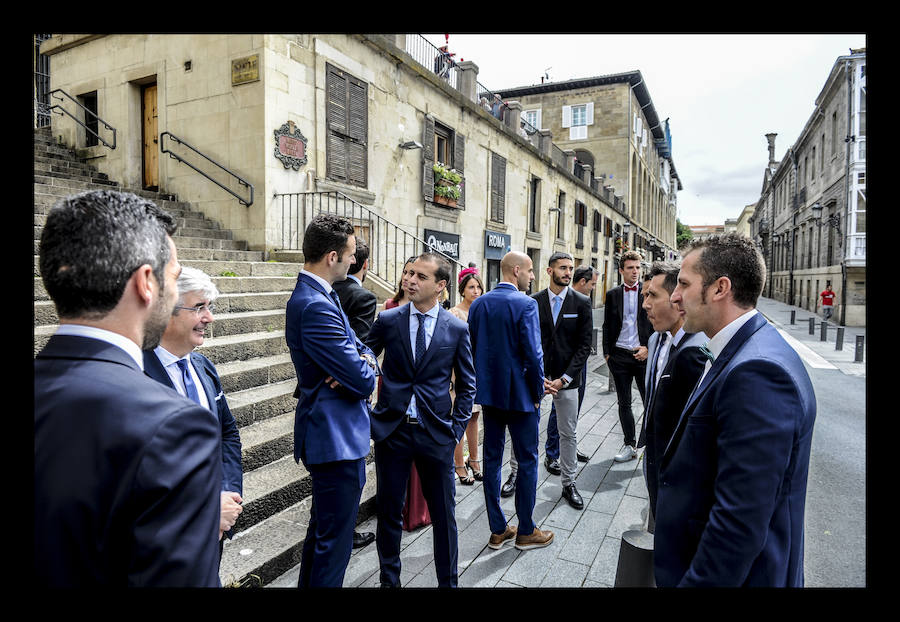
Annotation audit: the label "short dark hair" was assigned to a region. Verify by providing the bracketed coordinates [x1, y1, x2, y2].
[687, 234, 765, 308]
[417, 251, 451, 285]
[39, 190, 177, 319]
[548, 251, 574, 267]
[620, 250, 642, 265]
[302, 213, 354, 264]
[573, 265, 597, 285]
[348, 237, 369, 276]
[647, 260, 681, 295]
[458, 272, 485, 297]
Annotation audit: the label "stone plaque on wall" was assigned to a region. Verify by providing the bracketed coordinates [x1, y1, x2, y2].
[274, 121, 308, 170]
[232, 54, 259, 86]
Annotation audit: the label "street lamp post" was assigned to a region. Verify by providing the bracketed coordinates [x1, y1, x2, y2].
[811, 201, 845, 326]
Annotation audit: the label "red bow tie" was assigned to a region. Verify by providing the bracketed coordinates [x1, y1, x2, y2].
[625, 284, 638, 292]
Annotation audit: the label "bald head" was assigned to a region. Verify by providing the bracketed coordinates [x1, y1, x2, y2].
[500, 251, 535, 292]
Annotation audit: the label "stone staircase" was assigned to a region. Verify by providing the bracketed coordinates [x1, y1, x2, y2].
[33, 126, 378, 587]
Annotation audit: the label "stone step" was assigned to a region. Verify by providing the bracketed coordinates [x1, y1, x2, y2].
[211, 275, 297, 295]
[237, 410, 294, 473]
[182, 259, 301, 277]
[219, 458, 378, 588]
[177, 248, 268, 263]
[232, 454, 311, 536]
[206, 309, 285, 338]
[215, 352, 295, 394]
[226, 378, 296, 428]
[172, 235, 247, 252]
[196, 329, 289, 367]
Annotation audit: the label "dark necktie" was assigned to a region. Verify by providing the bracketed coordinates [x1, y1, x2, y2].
[649, 332, 668, 397]
[176, 358, 202, 405]
[415, 312, 428, 363]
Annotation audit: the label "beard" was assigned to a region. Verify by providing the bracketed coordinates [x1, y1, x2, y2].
[142, 284, 174, 350]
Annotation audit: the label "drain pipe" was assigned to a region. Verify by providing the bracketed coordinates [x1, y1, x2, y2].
[839, 58, 853, 327]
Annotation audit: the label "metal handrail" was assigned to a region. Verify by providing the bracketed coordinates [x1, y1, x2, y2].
[160, 132, 253, 207]
[48, 88, 116, 149]
[275, 190, 466, 289]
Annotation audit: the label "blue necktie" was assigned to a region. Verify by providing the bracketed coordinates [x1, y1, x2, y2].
[176, 358, 202, 405]
[415, 312, 427, 363]
[552, 295, 562, 324]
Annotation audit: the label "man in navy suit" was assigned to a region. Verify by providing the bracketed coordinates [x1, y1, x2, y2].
[285, 213, 378, 588]
[34, 190, 222, 587]
[468, 251, 554, 551]
[655, 234, 816, 587]
[602, 250, 652, 463]
[364, 252, 476, 587]
[143, 266, 244, 562]
[635, 261, 706, 528]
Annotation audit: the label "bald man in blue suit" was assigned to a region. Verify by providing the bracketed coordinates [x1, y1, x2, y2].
[468, 251, 554, 552]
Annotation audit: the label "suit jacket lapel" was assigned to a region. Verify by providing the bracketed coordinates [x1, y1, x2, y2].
[416, 309, 449, 371]
[395, 304, 415, 369]
[143, 349, 176, 389]
[190, 352, 218, 409]
[663, 313, 769, 461]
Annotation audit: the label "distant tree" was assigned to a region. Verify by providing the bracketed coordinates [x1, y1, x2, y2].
[676, 219, 693, 249]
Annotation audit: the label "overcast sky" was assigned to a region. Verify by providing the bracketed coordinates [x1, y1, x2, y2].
[423, 33, 866, 227]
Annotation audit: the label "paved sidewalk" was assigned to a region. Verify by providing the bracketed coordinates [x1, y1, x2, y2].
[755, 296, 866, 377]
[268, 353, 649, 588]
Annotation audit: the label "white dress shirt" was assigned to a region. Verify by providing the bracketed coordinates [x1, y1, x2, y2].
[615, 282, 641, 350]
[300, 269, 334, 297]
[697, 309, 759, 385]
[54, 324, 144, 371]
[406, 302, 441, 419]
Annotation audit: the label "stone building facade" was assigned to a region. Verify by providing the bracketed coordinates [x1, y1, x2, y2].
[40, 34, 682, 305]
[750, 49, 865, 326]
[494, 72, 682, 269]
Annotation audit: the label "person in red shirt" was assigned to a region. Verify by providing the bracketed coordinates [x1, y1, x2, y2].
[820, 283, 836, 322]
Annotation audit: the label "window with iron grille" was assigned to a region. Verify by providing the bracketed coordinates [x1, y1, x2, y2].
[326, 63, 367, 188]
[34, 34, 52, 128]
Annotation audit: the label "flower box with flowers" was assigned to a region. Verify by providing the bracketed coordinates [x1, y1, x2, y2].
[432, 163, 462, 206]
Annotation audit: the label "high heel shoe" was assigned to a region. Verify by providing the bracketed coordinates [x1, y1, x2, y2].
[455, 464, 474, 485]
[465, 458, 483, 481]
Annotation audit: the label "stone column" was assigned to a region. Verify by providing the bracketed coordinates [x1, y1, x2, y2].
[505, 101, 522, 132]
[564, 150, 577, 175]
[457, 61, 479, 104]
[582, 164, 593, 185]
[538, 129, 552, 158]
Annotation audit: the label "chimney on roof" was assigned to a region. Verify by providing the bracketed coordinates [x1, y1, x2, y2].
[765, 133, 777, 166]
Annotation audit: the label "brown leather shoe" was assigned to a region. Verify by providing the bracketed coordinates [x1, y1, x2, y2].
[488, 525, 517, 550]
[514, 528, 554, 551]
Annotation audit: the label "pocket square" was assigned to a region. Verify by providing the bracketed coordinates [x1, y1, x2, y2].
[562, 313, 578, 319]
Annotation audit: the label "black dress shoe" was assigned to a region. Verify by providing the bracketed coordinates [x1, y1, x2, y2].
[576, 450, 590, 463]
[352, 531, 375, 549]
[544, 456, 561, 475]
[500, 473, 517, 498]
[561, 484, 584, 509]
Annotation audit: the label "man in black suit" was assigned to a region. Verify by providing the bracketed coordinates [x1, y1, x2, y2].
[331, 236, 378, 549]
[636, 261, 707, 527]
[364, 252, 476, 587]
[602, 250, 652, 463]
[531, 252, 593, 509]
[34, 190, 222, 587]
[333, 236, 378, 342]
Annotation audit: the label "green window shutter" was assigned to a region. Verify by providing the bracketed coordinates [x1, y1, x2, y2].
[422, 114, 435, 201]
[455, 131, 465, 208]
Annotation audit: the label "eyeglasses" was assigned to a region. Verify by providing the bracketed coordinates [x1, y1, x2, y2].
[173, 303, 215, 316]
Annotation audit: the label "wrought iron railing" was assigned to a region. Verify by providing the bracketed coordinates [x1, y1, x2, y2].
[274, 191, 466, 289]
[47, 88, 117, 149]
[160, 132, 253, 207]
[34, 34, 52, 128]
[405, 35, 459, 90]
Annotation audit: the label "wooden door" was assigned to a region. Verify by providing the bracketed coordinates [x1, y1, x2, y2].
[142, 84, 158, 190]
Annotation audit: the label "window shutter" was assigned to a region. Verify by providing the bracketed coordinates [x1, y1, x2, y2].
[491, 153, 505, 223]
[562, 105, 572, 128]
[586, 102, 594, 125]
[422, 114, 435, 201]
[348, 78, 367, 143]
[325, 64, 367, 187]
[454, 131, 465, 208]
